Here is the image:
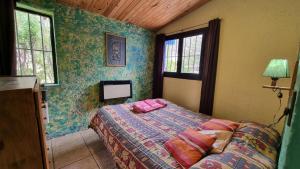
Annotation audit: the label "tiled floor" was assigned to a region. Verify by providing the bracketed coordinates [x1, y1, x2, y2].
[48, 129, 117, 169]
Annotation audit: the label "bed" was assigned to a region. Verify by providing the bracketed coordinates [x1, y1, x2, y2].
[89, 100, 280, 169]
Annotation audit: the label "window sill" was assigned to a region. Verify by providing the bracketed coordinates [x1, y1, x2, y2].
[163, 72, 201, 80]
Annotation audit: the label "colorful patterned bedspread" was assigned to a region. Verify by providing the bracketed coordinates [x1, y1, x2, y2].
[90, 100, 280, 169]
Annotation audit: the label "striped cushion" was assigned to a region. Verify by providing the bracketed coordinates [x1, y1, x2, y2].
[178, 128, 216, 154]
[200, 119, 239, 131]
[165, 128, 216, 168]
[164, 137, 202, 168]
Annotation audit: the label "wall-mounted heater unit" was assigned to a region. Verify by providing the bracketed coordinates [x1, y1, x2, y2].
[100, 80, 132, 101]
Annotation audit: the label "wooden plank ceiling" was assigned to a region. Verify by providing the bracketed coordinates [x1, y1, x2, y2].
[57, 0, 210, 30]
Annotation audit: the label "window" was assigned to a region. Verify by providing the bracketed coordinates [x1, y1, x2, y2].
[164, 39, 179, 72]
[163, 28, 207, 80]
[15, 8, 58, 84]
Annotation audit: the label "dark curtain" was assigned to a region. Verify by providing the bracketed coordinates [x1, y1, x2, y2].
[152, 34, 166, 98]
[199, 18, 221, 115]
[0, 0, 17, 75]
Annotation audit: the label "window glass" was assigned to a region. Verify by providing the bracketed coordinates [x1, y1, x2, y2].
[15, 9, 56, 84]
[182, 35, 203, 74]
[164, 39, 179, 73]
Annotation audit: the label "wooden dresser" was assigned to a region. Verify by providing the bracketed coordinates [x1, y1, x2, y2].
[0, 76, 49, 169]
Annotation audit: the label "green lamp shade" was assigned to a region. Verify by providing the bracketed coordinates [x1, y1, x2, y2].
[263, 59, 290, 78]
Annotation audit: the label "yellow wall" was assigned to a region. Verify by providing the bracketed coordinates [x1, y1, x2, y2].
[163, 77, 201, 112]
[159, 0, 300, 132]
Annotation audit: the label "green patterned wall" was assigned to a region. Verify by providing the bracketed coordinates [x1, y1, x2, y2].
[20, 0, 155, 138]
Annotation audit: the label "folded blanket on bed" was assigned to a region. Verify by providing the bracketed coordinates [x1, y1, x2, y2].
[165, 128, 216, 168]
[144, 99, 165, 109]
[132, 101, 156, 113]
[132, 99, 167, 113]
[155, 99, 168, 107]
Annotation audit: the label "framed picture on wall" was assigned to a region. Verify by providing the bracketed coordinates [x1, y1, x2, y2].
[106, 33, 126, 67]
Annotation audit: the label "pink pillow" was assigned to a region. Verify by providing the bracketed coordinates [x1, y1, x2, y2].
[165, 137, 202, 168]
[200, 119, 239, 132]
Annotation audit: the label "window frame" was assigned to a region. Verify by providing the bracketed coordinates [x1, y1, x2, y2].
[163, 28, 208, 80]
[15, 7, 59, 86]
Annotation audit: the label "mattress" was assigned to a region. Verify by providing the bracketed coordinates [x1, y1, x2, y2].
[89, 100, 280, 169]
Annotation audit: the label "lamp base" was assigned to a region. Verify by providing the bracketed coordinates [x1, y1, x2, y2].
[271, 78, 279, 86]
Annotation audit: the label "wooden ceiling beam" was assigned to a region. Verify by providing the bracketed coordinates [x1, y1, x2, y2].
[87, 0, 108, 14]
[122, 0, 153, 23]
[139, 0, 209, 30]
[128, 0, 163, 27]
[103, 0, 121, 17]
[117, 0, 142, 21]
[156, 0, 209, 29]
[107, 0, 133, 18]
[56, 0, 210, 30]
[134, 0, 172, 29]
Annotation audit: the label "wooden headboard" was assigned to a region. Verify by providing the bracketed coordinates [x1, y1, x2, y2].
[99, 80, 132, 101]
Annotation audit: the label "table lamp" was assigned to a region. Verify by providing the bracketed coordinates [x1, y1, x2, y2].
[263, 59, 290, 86]
[262, 58, 294, 128]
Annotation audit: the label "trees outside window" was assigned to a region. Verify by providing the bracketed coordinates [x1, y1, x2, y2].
[163, 28, 207, 80]
[15, 9, 57, 84]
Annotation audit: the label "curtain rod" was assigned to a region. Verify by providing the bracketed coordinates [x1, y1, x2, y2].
[164, 18, 222, 36]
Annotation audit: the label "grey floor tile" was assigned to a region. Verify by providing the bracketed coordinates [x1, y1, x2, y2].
[60, 156, 99, 169]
